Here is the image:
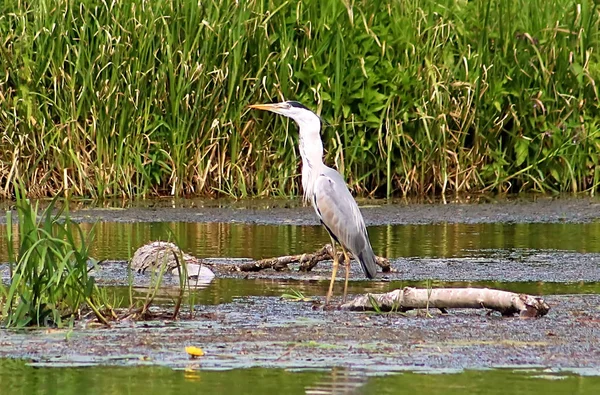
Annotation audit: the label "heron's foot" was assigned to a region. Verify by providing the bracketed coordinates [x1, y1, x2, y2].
[325, 290, 333, 306]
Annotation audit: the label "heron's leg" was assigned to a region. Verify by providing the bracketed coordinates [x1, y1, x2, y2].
[325, 239, 339, 305]
[341, 247, 351, 303]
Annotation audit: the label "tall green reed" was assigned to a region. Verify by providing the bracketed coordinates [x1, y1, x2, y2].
[0, 0, 598, 199]
[1, 184, 108, 327]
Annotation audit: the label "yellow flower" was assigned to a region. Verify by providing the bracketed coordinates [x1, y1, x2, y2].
[185, 346, 205, 358]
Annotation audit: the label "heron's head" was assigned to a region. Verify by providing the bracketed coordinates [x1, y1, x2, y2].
[249, 101, 320, 129]
[250, 100, 323, 165]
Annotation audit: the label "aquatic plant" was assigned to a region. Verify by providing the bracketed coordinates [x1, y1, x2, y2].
[0, 0, 598, 198]
[281, 288, 317, 303]
[1, 184, 108, 327]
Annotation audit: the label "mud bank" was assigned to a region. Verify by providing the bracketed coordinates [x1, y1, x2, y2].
[2, 196, 598, 226]
[0, 293, 598, 372]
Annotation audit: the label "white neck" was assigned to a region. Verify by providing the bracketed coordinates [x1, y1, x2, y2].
[292, 113, 324, 203]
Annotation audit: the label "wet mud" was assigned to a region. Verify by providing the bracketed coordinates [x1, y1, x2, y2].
[0, 293, 598, 373]
[2, 196, 599, 226]
[2, 254, 600, 372]
[71, 196, 600, 225]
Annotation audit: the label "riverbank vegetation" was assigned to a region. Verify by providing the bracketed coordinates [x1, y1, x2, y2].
[1, 185, 110, 326]
[0, 184, 195, 327]
[1, 0, 598, 199]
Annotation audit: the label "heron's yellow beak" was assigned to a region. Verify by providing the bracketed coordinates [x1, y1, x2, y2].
[248, 103, 287, 113]
[249, 103, 276, 110]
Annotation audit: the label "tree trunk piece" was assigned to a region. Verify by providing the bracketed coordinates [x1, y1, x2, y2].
[341, 287, 550, 318]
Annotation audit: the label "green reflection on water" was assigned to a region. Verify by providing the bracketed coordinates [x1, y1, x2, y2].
[0, 360, 599, 395]
[2, 276, 597, 310]
[106, 278, 600, 307]
[2, 221, 599, 262]
[0, 360, 322, 395]
[365, 369, 600, 395]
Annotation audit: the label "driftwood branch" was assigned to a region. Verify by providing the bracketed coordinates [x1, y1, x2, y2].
[232, 244, 391, 273]
[232, 254, 307, 272]
[341, 287, 550, 318]
[131, 242, 390, 275]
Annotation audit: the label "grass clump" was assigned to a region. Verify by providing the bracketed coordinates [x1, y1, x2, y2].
[1, 185, 108, 327]
[0, 0, 598, 198]
[281, 288, 317, 302]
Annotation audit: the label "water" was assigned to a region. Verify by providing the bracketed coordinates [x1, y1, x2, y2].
[65, 221, 600, 260]
[0, 360, 599, 395]
[106, 277, 600, 308]
[2, 221, 600, 262]
[2, 220, 600, 304]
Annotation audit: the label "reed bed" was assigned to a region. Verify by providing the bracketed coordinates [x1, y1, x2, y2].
[1, 0, 598, 199]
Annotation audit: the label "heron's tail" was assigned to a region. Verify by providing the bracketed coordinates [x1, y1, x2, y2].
[356, 246, 378, 279]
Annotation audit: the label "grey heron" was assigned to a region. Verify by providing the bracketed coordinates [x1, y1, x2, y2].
[249, 101, 378, 304]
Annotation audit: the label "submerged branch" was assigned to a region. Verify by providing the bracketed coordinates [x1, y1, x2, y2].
[341, 287, 550, 318]
[229, 244, 391, 273]
[131, 242, 391, 275]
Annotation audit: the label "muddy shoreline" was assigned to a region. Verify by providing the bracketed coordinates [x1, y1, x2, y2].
[1, 256, 599, 372]
[70, 197, 600, 225]
[0, 293, 598, 372]
[2, 196, 600, 226]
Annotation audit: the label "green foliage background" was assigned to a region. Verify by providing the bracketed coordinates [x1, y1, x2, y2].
[1, 0, 599, 198]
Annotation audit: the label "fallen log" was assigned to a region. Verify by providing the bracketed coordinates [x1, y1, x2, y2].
[341, 287, 550, 318]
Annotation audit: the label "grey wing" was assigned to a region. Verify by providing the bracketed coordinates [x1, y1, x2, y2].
[312, 169, 378, 278]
